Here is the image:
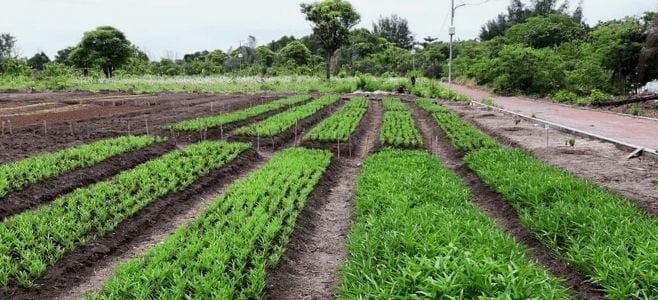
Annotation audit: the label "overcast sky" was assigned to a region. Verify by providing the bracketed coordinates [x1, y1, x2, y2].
[3, 0, 657, 60]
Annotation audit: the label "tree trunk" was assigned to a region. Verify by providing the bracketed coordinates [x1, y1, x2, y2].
[326, 52, 331, 80]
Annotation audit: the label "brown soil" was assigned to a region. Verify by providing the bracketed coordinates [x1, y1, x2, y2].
[446, 103, 658, 216]
[0, 92, 286, 163]
[0, 150, 264, 300]
[264, 99, 382, 300]
[410, 104, 604, 300]
[0, 143, 174, 220]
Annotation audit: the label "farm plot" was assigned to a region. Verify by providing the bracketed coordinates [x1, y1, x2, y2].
[0, 141, 249, 287]
[0, 135, 161, 199]
[168, 94, 311, 131]
[233, 95, 339, 137]
[419, 99, 658, 298]
[339, 149, 568, 298]
[92, 148, 332, 299]
[305, 97, 368, 143]
[379, 98, 423, 148]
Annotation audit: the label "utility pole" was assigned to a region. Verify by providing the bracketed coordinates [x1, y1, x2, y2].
[449, 0, 465, 88]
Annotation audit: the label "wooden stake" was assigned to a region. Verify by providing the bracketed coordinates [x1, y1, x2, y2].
[1, 120, 4, 136]
[145, 118, 149, 135]
[69, 123, 74, 136]
[43, 120, 47, 135]
[337, 139, 341, 160]
[127, 122, 131, 135]
[220, 125, 224, 139]
[7, 120, 12, 135]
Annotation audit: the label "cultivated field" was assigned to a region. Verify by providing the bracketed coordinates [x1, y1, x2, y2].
[0, 91, 657, 299]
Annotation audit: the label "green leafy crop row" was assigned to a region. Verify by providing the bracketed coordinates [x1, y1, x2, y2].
[92, 148, 331, 299]
[379, 98, 423, 148]
[168, 94, 311, 132]
[420, 98, 658, 298]
[0, 141, 249, 287]
[416, 98, 499, 152]
[305, 97, 368, 142]
[339, 149, 569, 299]
[0, 135, 162, 199]
[233, 95, 339, 137]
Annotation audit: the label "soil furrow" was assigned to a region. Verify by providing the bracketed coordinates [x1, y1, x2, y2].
[264, 99, 383, 300]
[0, 149, 265, 300]
[408, 102, 604, 300]
[0, 142, 175, 220]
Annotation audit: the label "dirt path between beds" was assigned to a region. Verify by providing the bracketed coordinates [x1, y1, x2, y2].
[264, 99, 383, 299]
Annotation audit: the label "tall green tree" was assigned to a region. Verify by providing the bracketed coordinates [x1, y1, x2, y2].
[54, 47, 75, 65]
[27, 52, 51, 70]
[480, 0, 579, 40]
[0, 34, 16, 58]
[373, 14, 414, 50]
[505, 14, 587, 48]
[301, 0, 360, 79]
[72, 26, 133, 78]
[280, 40, 312, 65]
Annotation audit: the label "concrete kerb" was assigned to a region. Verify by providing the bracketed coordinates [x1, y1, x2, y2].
[468, 100, 658, 160]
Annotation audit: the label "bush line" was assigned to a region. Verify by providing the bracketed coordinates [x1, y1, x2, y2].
[91, 147, 332, 299]
[0, 140, 250, 287]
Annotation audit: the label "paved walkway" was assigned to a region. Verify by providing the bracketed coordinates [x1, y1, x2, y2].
[447, 84, 658, 151]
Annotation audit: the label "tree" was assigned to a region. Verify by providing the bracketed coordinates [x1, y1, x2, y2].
[505, 14, 587, 48]
[256, 46, 276, 68]
[639, 16, 658, 86]
[55, 47, 75, 65]
[280, 40, 312, 65]
[480, 0, 577, 40]
[0, 33, 16, 58]
[27, 52, 51, 70]
[72, 26, 133, 78]
[301, 0, 360, 79]
[373, 14, 414, 50]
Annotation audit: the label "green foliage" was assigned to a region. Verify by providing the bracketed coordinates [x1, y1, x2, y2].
[306, 97, 368, 142]
[551, 90, 578, 103]
[491, 44, 564, 95]
[588, 88, 612, 104]
[505, 14, 587, 48]
[416, 99, 499, 152]
[379, 98, 423, 148]
[0, 34, 16, 59]
[71, 26, 133, 78]
[411, 78, 469, 101]
[373, 14, 414, 50]
[0, 57, 31, 76]
[629, 103, 641, 116]
[234, 95, 339, 137]
[93, 147, 331, 299]
[0, 135, 160, 199]
[27, 52, 50, 71]
[300, 0, 360, 79]
[170, 94, 311, 131]
[339, 149, 569, 299]
[279, 40, 312, 66]
[465, 148, 658, 298]
[0, 141, 249, 287]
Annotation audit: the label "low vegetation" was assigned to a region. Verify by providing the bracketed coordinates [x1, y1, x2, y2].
[233, 94, 339, 137]
[169, 94, 311, 131]
[305, 97, 368, 142]
[379, 98, 423, 148]
[0, 141, 249, 287]
[0, 135, 161, 199]
[93, 148, 332, 299]
[339, 149, 569, 298]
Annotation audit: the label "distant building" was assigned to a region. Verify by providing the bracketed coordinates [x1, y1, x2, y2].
[644, 80, 658, 93]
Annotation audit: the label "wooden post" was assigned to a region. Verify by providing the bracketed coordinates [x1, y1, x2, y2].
[1, 120, 4, 136]
[145, 118, 149, 135]
[127, 122, 131, 135]
[294, 121, 298, 145]
[337, 139, 341, 160]
[43, 120, 47, 135]
[69, 123, 74, 136]
[7, 120, 12, 135]
[220, 125, 224, 139]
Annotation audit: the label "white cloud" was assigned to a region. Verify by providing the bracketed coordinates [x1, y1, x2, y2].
[2, 0, 657, 59]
